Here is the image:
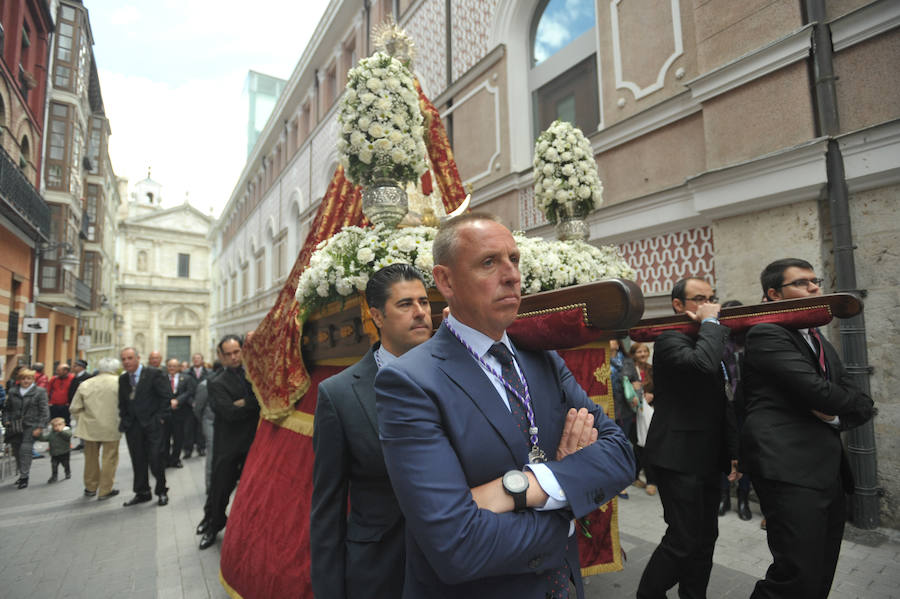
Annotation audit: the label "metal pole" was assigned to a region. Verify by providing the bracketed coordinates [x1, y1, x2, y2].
[805, 0, 880, 528]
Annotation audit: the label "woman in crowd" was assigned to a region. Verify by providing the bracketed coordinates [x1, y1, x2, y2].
[2, 368, 50, 488]
[630, 342, 657, 495]
[609, 337, 640, 498]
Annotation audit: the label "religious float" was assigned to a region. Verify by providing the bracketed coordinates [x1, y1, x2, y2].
[217, 25, 864, 599]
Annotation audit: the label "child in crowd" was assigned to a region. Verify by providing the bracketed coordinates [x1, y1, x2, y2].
[42, 417, 73, 483]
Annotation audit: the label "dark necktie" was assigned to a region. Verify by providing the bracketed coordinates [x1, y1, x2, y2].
[809, 328, 828, 378]
[487, 343, 569, 598]
[487, 343, 529, 440]
[131, 372, 137, 387]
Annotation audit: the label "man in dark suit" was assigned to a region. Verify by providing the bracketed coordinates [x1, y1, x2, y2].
[68, 358, 93, 451]
[310, 264, 433, 599]
[741, 258, 874, 598]
[161, 358, 195, 468]
[374, 213, 635, 598]
[637, 277, 739, 599]
[118, 347, 172, 507]
[197, 334, 260, 550]
[183, 353, 209, 458]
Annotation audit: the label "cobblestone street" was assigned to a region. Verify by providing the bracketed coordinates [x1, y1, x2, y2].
[1, 443, 898, 598]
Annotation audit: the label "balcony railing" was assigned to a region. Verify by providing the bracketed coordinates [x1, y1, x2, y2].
[0, 144, 49, 239]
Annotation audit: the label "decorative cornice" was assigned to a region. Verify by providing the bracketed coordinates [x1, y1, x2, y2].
[687, 137, 829, 219]
[686, 24, 813, 104]
[838, 119, 900, 193]
[830, 0, 900, 52]
[591, 91, 701, 154]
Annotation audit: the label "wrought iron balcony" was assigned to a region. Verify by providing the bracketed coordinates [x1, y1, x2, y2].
[0, 144, 49, 240]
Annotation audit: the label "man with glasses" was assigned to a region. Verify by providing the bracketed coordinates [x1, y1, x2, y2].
[638, 277, 739, 599]
[740, 259, 874, 598]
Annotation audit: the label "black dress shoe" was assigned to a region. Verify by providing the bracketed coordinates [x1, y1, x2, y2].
[84, 489, 97, 497]
[158, 493, 169, 506]
[17, 477, 29, 489]
[198, 448, 206, 457]
[737, 499, 753, 521]
[98, 489, 120, 500]
[123, 494, 152, 507]
[199, 531, 218, 550]
[196, 519, 210, 535]
[718, 492, 731, 516]
[172, 460, 184, 469]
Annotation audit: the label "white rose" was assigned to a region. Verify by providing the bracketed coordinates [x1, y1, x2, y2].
[375, 97, 392, 113]
[391, 148, 408, 164]
[386, 77, 401, 91]
[561, 164, 575, 177]
[358, 116, 372, 130]
[368, 122, 385, 138]
[357, 247, 375, 263]
[374, 138, 392, 153]
[350, 131, 366, 148]
[366, 78, 383, 92]
[578, 185, 591, 199]
[360, 93, 376, 106]
[359, 147, 374, 164]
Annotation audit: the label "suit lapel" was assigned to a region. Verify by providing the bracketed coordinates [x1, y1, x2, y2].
[432, 325, 528, 463]
[351, 349, 380, 437]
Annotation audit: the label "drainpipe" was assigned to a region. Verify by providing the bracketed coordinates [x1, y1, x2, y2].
[804, 0, 879, 529]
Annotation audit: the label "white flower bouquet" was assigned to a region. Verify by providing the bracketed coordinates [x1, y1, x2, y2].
[337, 52, 428, 188]
[514, 234, 634, 295]
[295, 225, 634, 313]
[295, 224, 437, 315]
[533, 120, 603, 224]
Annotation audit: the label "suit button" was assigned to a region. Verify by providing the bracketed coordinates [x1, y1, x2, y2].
[593, 492, 605, 504]
[528, 557, 542, 569]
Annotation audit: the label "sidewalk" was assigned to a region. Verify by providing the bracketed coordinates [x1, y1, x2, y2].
[584, 482, 900, 598]
[0, 440, 226, 599]
[2, 446, 898, 598]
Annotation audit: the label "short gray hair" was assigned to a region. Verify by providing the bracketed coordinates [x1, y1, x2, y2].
[97, 357, 121, 373]
[432, 211, 500, 266]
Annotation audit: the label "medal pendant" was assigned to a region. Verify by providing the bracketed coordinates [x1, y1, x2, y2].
[528, 446, 547, 464]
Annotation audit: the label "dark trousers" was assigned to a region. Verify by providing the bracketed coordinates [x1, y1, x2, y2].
[183, 411, 205, 454]
[204, 425, 254, 532]
[51, 452, 71, 476]
[633, 445, 657, 485]
[637, 466, 721, 599]
[162, 409, 188, 465]
[49, 404, 71, 425]
[124, 419, 167, 496]
[750, 477, 845, 599]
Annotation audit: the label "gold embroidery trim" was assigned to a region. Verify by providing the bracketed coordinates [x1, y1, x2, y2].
[515, 303, 591, 327]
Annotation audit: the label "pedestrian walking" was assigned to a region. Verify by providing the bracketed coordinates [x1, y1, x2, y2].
[70, 357, 123, 500]
[1, 368, 49, 489]
[41, 417, 73, 483]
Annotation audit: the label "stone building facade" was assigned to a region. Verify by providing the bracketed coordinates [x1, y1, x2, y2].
[117, 176, 213, 363]
[210, 1, 900, 526]
[35, 0, 122, 370]
[0, 0, 53, 381]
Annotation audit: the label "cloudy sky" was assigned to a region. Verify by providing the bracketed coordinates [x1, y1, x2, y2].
[86, 0, 331, 217]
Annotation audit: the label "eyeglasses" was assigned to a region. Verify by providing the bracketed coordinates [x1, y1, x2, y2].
[684, 295, 718, 304]
[777, 278, 823, 290]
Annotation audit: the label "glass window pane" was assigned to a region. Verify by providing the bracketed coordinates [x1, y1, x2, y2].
[533, 0, 596, 65]
[61, 6, 75, 20]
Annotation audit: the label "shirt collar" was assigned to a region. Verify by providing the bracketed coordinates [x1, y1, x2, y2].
[446, 314, 515, 360]
[133, 364, 143, 380]
[374, 344, 399, 370]
[20, 383, 35, 395]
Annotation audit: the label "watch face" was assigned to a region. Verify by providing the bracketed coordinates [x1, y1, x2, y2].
[503, 470, 528, 494]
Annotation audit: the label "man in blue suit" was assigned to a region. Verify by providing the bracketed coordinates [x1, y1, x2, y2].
[375, 213, 635, 598]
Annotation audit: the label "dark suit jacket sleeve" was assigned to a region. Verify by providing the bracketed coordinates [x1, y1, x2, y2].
[745, 324, 874, 422]
[151, 370, 174, 417]
[309, 382, 350, 599]
[655, 321, 729, 375]
[376, 363, 571, 586]
[209, 374, 256, 421]
[544, 351, 636, 517]
[175, 377, 196, 408]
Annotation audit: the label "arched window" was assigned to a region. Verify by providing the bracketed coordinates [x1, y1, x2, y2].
[529, 0, 600, 136]
[20, 134, 30, 169]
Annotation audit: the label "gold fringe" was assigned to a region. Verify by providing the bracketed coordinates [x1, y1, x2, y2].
[219, 569, 244, 599]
